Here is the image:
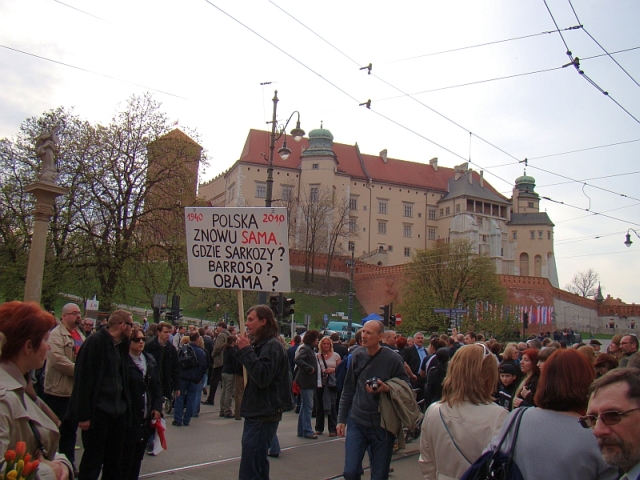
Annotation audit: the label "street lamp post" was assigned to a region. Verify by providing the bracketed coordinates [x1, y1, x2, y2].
[624, 228, 640, 247]
[258, 90, 304, 305]
[346, 248, 355, 341]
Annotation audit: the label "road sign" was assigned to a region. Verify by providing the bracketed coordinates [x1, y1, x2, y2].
[184, 207, 291, 292]
[395, 313, 402, 326]
[433, 308, 468, 314]
[86, 299, 99, 311]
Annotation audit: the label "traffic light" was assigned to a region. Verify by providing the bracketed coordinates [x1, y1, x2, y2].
[389, 315, 396, 327]
[380, 305, 390, 326]
[523, 312, 529, 330]
[269, 296, 279, 318]
[283, 298, 295, 317]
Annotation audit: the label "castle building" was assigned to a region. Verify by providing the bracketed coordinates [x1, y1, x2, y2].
[199, 128, 558, 286]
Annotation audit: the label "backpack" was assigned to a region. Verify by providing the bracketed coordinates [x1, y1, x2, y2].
[460, 407, 528, 480]
[335, 352, 352, 393]
[178, 344, 199, 369]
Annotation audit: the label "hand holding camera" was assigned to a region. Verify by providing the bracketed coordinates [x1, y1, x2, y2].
[365, 377, 390, 394]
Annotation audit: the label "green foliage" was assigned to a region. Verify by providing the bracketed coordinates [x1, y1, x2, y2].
[399, 239, 507, 336]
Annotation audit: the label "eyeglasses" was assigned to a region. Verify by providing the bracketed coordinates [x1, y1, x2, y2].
[578, 407, 640, 429]
[124, 321, 134, 327]
[131, 337, 145, 343]
[65, 311, 81, 316]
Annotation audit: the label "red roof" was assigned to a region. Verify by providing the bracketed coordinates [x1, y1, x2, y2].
[238, 129, 505, 197]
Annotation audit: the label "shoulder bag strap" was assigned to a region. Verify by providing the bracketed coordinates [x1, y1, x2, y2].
[438, 404, 473, 465]
[503, 406, 528, 471]
[354, 348, 383, 381]
[28, 420, 48, 457]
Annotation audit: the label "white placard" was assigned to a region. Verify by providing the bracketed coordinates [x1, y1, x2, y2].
[86, 299, 99, 311]
[184, 207, 291, 292]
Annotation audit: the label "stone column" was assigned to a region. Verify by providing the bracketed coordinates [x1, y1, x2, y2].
[23, 181, 67, 304]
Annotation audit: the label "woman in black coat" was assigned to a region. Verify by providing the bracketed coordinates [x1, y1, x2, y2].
[122, 325, 163, 480]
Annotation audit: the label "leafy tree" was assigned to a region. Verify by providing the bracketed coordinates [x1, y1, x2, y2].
[399, 239, 507, 334]
[565, 268, 600, 298]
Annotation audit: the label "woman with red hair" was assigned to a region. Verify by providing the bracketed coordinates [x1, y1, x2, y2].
[0, 301, 72, 479]
[513, 348, 539, 408]
[485, 349, 617, 479]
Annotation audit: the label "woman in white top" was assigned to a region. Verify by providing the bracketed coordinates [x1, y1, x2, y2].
[315, 337, 341, 436]
[420, 343, 508, 480]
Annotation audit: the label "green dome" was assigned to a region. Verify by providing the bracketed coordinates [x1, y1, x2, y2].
[515, 175, 535, 185]
[308, 127, 334, 141]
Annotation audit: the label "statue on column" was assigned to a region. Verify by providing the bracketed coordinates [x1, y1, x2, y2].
[35, 124, 60, 183]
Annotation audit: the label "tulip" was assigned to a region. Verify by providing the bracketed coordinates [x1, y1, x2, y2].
[14, 443, 26, 459]
[4, 450, 16, 464]
[5, 470, 17, 480]
[22, 454, 31, 464]
[15, 459, 23, 475]
[21, 460, 36, 477]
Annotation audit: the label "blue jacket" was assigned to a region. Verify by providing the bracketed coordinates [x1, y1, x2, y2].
[179, 343, 209, 383]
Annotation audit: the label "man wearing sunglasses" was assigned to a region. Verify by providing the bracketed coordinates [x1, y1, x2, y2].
[583, 368, 640, 479]
[70, 309, 134, 480]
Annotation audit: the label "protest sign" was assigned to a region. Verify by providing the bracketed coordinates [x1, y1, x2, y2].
[184, 206, 291, 292]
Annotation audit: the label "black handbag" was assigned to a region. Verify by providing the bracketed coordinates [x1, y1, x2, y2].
[320, 355, 337, 389]
[460, 407, 528, 480]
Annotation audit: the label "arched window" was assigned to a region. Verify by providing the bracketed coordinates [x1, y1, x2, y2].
[534, 255, 542, 277]
[520, 252, 529, 276]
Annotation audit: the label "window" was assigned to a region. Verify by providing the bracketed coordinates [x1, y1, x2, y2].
[428, 228, 436, 240]
[378, 221, 387, 235]
[388, 245, 393, 252]
[403, 203, 413, 217]
[456, 204, 460, 213]
[440, 208, 444, 217]
[349, 196, 358, 210]
[418, 213, 422, 218]
[528, 202, 534, 208]
[512, 231, 517, 240]
[428, 208, 436, 220]
[256, 183, 266, 198]
[403, 224, 412, 237]
[348, 218, 357, 233]
[378, 201, 388, 214]
[548, 231, 552, 240]
[312, 163, 319, 169]
[445, 207, 450, 215]
[404, 247, 411, 257]
[538, 231, 543, 239]
[530, 230, 535, 240]
[310, 187, 319, 202]
[348, 241, 355, 251]
[281, 186, 292, 202]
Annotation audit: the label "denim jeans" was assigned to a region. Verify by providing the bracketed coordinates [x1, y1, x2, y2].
[268, 433, 280, 456]
[343, 416, 396, 480]
[174, 379, 196, 425]
[297, 388, 315, 437]
[239, 418, 279, 480]
[193, 373, 207, 416]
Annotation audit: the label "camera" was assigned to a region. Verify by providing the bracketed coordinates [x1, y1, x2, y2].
[365, 377, 380, 391]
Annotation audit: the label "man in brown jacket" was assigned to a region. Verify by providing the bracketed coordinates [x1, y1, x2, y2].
[43, 302, 85, 475]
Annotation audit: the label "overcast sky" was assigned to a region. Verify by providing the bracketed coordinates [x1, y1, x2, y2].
[1, 0, 639, 305]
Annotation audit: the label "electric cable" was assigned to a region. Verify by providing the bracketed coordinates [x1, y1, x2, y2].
[567, 0, 640, 88]
[0, 44, 186, 100]
[543, 0, 640, 124]
[53, 0, 116, 24]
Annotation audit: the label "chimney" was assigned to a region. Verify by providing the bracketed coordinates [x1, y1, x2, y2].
[380, 149, 388, 163]
[429, 157, 438, 171]
[468, 168, 473, 184]
[480, 170, 484, 187]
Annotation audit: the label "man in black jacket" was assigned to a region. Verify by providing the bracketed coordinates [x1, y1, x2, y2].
[71, 309, 133, 480]
[144, 322, 180, 399]
[236, 305, 293, 480]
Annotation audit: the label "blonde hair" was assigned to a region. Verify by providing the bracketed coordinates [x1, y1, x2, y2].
[181, 335, 190, 345]
[318, 336, 334, 352]
[441, 344, 498, 406]
[503, 345, 517, 361]
[577, 345, 596, 365]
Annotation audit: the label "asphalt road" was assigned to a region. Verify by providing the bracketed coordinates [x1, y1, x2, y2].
[101, 390, 424, 479]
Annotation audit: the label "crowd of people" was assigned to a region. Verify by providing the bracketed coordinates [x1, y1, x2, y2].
[1, 300, 640, 480]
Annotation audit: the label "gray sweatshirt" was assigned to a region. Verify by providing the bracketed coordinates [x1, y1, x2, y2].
[337, 346, 409, 427]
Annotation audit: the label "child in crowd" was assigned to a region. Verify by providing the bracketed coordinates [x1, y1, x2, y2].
[495, 363, 518, 411]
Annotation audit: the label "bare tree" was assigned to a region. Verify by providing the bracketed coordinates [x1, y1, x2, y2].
[565, 268, 600, 298]
[297, 185, 332, 283]
[325, 194, 354, 279]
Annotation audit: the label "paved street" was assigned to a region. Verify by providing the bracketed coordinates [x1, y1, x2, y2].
[76, 390, 423, 479]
